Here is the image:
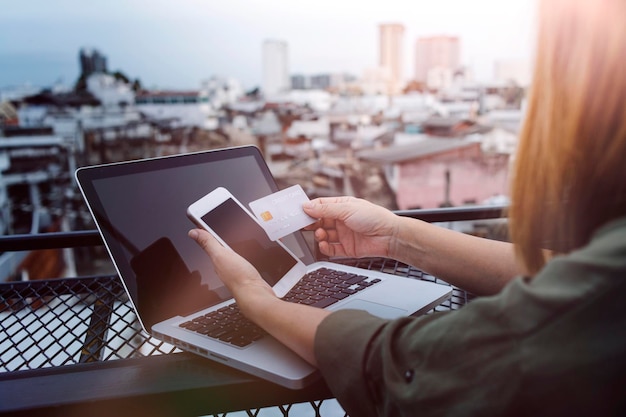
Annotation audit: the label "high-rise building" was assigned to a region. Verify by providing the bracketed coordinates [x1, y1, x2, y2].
[262, 40, 289, 97]
[414, 36, 461, 85]
[379, 23, 405, 94]
[79, 48, 107, 77]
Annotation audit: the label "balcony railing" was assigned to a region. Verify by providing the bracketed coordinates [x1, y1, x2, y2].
[0, 204, 506, 417]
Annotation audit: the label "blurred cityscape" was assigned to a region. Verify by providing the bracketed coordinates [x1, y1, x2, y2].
[0, 24, 525, 281]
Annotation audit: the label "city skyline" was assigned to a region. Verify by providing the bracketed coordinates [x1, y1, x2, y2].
[1, 0, 536, 91]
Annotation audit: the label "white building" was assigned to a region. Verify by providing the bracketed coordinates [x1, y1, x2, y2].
[262, 40, 290, 98]
[135, 90, 218, 130]
[86, 73, 135, 109]
[287, 117, 330, 139]
[331, 94, 390, 116]
[201, 76, 245, 109]
[17, 75, 150, 153]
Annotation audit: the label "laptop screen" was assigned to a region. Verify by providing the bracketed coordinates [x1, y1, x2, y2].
[76, 146, 314, 331]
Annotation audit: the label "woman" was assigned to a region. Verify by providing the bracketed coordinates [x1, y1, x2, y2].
[189, 0, 626, 415]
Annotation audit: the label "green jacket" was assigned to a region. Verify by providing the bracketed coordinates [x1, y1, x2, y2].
[315, 217, 626, 417]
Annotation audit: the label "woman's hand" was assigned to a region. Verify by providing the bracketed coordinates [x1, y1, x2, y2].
[188, 227, 329, 366]
[307, 198, 523, 296]
[303, 196, 399, 259]
[187, 228, 276, 315]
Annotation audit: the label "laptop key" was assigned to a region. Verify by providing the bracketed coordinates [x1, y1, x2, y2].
[346, 274, 367, 285]
[311, 297, 339, 309]
[331, 292, 349, 300]
[197, 323, 223, 335]
[231, 337, 253, 347]
[208, 328, 230, 338]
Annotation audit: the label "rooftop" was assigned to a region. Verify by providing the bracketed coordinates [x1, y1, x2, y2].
[357, 137, 476, 164]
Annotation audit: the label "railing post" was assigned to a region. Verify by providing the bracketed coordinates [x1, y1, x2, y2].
[79, 282, 116, 363]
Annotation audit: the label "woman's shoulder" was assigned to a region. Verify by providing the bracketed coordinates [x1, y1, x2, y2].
[569, 215, 626, 266]
[515, 217, 626, 415]
[539, 215, 626, 288]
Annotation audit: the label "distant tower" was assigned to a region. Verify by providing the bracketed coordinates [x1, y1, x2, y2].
[379, 23, 405, 94]
[79, 48, 107, 77]
[262, 40, 290, 97]
[414, 36, 460, 85]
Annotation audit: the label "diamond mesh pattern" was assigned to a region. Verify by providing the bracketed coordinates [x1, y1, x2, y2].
[0, 275, 178, 373]
[0, 258, 470, 416]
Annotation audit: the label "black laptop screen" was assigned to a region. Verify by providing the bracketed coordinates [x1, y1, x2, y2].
[76, 147, 313, 331]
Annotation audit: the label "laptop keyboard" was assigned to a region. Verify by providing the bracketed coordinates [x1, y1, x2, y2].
[179, 267, 382, 348]
[282, 267, 381, 308]
[180, 303, 266, 347]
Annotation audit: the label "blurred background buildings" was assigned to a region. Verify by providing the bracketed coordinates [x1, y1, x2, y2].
[263, 40, 291, 98]
[0, 1, 532, 281]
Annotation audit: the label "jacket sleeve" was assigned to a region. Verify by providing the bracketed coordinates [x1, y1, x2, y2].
[314, 219, 626, 417]
[314, 281, 529, 417]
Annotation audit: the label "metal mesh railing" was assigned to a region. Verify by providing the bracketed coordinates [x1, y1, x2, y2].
[0, 258, 471, 373]
[0, 258, 470, 416]
[0, 275, 178, 373]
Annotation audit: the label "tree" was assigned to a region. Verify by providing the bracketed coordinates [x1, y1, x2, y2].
[74, 74, 87, 92]
[111, 71, 130, 84]
[132, 78, 142, 92]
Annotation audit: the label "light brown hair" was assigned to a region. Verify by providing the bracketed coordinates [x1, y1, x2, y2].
[509, 0, 626, 274]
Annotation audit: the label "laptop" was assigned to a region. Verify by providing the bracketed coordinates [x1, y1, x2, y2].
[76, 145, 451, 389]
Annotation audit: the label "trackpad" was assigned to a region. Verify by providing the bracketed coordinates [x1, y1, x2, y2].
[338, 299, 408, 319]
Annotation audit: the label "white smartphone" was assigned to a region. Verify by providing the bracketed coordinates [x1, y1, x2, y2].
[187, 187, 302, 291]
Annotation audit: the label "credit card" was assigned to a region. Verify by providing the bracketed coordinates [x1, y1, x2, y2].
[249, 184, 317, 241]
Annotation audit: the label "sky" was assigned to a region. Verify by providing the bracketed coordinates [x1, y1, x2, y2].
[0, 0, 537, 91]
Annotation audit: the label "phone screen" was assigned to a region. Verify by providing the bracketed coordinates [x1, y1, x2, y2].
[200, 198, 298, 286]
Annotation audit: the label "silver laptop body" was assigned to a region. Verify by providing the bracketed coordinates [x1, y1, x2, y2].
[76, 146, 451, 389]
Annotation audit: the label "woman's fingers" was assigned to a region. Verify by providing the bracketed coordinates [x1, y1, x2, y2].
[318, 240, 346, 258]
[314, 227, 340, 243]
[188, 228, 220, 257]
[188, 228, 246, 269]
